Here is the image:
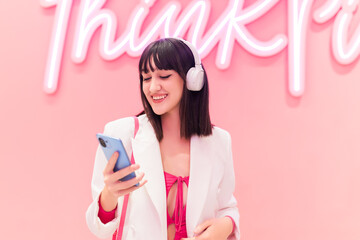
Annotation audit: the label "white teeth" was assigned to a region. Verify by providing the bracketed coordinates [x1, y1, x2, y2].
[153, 95, 167, 100]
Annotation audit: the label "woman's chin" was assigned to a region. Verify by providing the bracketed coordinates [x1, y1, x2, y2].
[152, 108, 166, 116]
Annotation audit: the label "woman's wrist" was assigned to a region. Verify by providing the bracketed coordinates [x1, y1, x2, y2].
[98, 194, 117, 223]
[222, 216, 235, 237]
[100, 187, 118, 212]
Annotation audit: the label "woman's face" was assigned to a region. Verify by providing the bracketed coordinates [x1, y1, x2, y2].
[142, 62, 184, 117]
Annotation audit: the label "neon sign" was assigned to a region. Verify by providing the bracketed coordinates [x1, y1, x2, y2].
[41, 0, 360, 97]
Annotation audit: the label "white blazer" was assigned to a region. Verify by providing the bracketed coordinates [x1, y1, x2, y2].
[86, 114, 240, 239]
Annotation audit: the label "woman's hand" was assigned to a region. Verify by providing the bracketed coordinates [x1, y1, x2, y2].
[100, 151, 147, 211]
[181, 217, 233, 240]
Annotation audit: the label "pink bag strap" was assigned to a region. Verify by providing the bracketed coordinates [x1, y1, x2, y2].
[113, 116, 139, 240]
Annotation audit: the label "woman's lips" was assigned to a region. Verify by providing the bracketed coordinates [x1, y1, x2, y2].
[151, 94, 167, 103]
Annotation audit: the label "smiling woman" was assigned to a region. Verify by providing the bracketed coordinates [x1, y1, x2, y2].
[85, 38, 240, 240]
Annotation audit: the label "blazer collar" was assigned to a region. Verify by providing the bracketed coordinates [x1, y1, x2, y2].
[131, 115, 213, 234]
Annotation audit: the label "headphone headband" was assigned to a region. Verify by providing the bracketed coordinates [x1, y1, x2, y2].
[177, 38, 202, 66]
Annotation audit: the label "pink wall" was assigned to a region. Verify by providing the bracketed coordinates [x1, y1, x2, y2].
[1, 0, 359, 239]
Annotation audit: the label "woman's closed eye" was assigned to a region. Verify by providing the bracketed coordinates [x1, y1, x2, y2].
[160, 74, 171, 79]
[143, 74, 171, 81]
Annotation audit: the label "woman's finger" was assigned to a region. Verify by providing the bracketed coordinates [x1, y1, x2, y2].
[110, 163, 140, 182]
[117, 179, 148, 196]
[103, 151, 119, 174]
[113, 172, 145, 191]
[194, 219, 214, 235]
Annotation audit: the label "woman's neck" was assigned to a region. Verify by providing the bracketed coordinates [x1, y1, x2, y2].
[161, 111, 181, 140]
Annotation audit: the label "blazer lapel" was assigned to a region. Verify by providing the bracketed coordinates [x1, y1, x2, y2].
[186, 134, 213, 234]
[130, 118, 167, 231]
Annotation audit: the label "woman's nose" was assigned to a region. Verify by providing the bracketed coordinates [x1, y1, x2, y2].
[149, 78, 161, 92]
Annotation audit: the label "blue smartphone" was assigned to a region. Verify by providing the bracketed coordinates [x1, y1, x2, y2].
[96, 133, 138, 185]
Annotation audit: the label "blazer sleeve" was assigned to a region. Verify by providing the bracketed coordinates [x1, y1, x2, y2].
[85, 118, 134, 238]
[216, 131, 240, 240]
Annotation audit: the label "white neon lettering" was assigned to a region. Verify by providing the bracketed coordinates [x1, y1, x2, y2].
[41, 0, 73, 94]
[288, 0, 314, 96]
[333, 0, 360, 64]
[41, 0, 360, 96]
[128, 4, 178, 52]
[72, 0, 130, 62]
[172, 0, 209, 45]
[231, 0, 287, 56]
[42, 0, 288, 94]
[313, 0, 342, 23]
[313, 0, 360, 64]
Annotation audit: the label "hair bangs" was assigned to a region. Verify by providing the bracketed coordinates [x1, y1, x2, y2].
[139, 39, 181, 74]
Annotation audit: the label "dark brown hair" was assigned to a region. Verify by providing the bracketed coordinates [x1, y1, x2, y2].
[138, 38, 212, 141]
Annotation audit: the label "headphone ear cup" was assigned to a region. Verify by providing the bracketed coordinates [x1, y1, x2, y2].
[186, 66, 204, 91]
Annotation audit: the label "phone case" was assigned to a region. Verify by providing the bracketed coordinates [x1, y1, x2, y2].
[96, 133, 138, 185]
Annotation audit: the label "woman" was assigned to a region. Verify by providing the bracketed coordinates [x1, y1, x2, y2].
[86, 38, 240, 240]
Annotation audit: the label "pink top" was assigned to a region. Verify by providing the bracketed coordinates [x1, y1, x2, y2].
[164, 171, 190, 239]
